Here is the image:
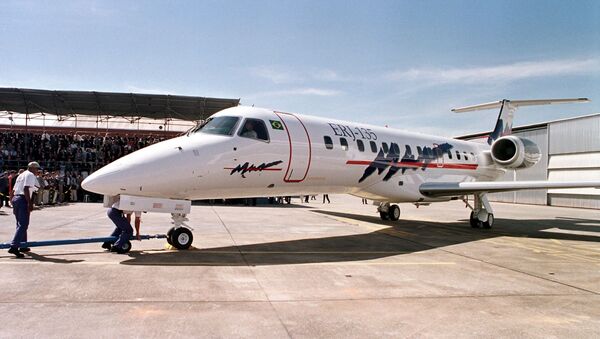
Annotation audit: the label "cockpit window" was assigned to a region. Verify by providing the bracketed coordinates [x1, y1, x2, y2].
[193, 116, 240, 136]
[238, 118, 269, 142]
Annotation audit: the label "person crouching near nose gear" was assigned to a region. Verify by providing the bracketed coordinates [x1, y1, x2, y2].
[8, 162, 41, 258]
[103, 195, 134, 254]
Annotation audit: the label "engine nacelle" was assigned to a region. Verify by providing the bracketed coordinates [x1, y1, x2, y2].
[490, 136, 541, 169]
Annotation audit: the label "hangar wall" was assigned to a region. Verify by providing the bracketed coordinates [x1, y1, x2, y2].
[462, 113, 600, 209]
[546, 115, 600, 209]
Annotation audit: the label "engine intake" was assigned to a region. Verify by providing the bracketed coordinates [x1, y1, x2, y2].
[490, 136, 541, 169]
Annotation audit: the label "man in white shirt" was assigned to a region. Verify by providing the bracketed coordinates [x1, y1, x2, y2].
[8, 162, 40, 258]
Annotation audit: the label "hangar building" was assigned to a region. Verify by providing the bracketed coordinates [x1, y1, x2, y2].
[459, 113, 600, 209]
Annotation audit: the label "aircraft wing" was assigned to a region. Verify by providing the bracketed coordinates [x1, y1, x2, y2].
[420, 181, 600, 197]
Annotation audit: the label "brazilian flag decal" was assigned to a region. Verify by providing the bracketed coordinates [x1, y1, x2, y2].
[270, 120, 284, 130]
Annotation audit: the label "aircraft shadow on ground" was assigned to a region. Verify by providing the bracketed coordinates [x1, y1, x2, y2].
[121, 210, 600, 267]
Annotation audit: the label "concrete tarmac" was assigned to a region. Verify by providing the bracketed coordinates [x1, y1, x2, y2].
[0, 195, 599, 338]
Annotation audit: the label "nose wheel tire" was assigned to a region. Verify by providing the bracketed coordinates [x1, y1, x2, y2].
[166, 228, 174, 246]
[388, 205, 400, 221]
[169, 227, 193, 250]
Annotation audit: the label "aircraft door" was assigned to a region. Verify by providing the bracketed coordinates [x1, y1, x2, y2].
[275, 112, 312, 182]
[434, 144, 444, 168]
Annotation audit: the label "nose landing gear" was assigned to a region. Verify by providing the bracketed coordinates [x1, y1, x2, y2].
[167, 213, 194, 249]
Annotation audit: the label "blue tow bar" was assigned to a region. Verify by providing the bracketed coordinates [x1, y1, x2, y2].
[0, 234, 167, 249]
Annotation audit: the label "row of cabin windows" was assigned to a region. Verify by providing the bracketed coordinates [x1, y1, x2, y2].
[323, 136, 476, 161]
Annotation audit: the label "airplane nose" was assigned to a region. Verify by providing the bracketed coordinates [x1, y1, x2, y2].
[81, 161, 129, 195]
[81, 135, 193, 197]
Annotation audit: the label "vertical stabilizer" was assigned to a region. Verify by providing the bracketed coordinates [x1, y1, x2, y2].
[487, 100, 516, 145]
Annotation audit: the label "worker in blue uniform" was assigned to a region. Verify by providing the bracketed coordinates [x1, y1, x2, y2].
[8, 162, 40, 258]
[103, 196, 141, 253]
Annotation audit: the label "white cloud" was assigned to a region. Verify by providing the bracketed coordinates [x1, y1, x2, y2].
[249, 66, 350, 84]
[249, 67, 301, 84]
[386, 58, 600, 84]
[248, 87, 343, 98]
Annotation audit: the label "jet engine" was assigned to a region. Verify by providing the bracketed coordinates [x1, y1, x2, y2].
[490, 136, 541, 169]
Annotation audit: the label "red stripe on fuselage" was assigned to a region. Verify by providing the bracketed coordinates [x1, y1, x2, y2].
[223, 168, 283, 171]
[346, 160, 478, 170]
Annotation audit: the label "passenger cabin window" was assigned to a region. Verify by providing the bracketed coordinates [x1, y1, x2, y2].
[324, 136, 333, 150]
[390, 143, 400, 156]
[446, 149, 452, 159]
[340, 138, 349, 151]
[382, 142, 389, 153]
[239, 118, 269, 141]
[456, 150, 461, 160]
[417, 146, 423, 156]
[195, 116, 240, 136]
[463, 152, 469, 161]
[357, 139, 365, 152]
[405, 145, 413, 159]
[370, 141, 377, 153]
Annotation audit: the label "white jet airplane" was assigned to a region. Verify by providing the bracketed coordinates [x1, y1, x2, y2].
[82, 98, 600, 250]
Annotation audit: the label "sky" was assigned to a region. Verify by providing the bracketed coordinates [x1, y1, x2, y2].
[1, 0, 599, 136]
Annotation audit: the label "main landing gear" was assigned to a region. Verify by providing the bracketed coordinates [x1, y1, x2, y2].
[464, 194, 494, 229]
[167, 213, 194, 249]
[378, 202, 401, 221]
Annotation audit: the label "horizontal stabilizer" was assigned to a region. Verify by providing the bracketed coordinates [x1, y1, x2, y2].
[420, 180, 600, 197]
[451, 98, 589, 113]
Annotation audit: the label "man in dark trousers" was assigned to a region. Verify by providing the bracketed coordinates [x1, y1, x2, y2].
[103, 196, 144, 253]
[8, 162, 40, 258]
[0, 171, 9, 209]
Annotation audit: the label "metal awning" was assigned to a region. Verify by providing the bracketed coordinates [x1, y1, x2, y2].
[0, 87, 240, 121]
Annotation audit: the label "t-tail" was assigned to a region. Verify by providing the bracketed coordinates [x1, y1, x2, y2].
[452, 98, 590, 145]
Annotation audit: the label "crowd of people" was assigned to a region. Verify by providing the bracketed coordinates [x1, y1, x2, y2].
[0, 130, 169, 206]
[0, 131, 167, 173]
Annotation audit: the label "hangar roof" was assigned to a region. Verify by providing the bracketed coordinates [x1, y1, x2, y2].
[0, 87, 240, 121]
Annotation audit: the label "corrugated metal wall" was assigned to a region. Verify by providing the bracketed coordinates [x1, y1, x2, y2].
[549, 115, 600, 154]
[547, 115, 600, 209]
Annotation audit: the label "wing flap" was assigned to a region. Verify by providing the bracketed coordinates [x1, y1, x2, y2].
[420, 181, 600, 197]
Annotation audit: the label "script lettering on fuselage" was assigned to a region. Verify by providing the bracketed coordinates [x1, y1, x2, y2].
[328, 123, 378, 141]
[227, 160, 284, 178]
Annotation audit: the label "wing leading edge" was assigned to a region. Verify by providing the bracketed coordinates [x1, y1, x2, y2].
[420, 181, 600, 197]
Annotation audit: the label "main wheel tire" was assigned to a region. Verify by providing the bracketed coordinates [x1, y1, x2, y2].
[482, 214, 494, 229]
[170, 227, 193, 250]
[379, 211, 389, 220]
[469, 211, 479, 228]
[388, 205, 400, 221]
